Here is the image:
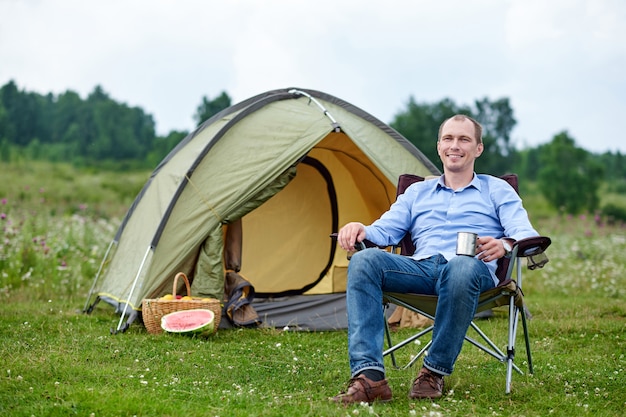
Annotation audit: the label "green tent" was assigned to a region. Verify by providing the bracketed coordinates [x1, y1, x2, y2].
[84, 88, 440, 332]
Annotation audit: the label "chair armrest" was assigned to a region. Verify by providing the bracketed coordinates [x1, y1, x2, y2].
[330, 233, 553, 255]
[513, 236, 551, 257]
[329, 233, 385, 250]
[513, 236, 552, 270]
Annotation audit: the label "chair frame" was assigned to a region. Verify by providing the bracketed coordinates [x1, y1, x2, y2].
[380, 174, 551, 394]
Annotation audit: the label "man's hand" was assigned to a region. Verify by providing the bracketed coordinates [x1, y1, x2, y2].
[337, 222, 366, 252]
[476, 236, 510, 262]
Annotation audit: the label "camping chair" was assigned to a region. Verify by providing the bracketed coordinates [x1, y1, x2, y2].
[381, 173, 551, 394]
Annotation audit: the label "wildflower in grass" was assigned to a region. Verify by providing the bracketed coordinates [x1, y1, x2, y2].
[0, 213, 5, 220]
[1, 198, 6, 205]
[594, 213, 602, 226]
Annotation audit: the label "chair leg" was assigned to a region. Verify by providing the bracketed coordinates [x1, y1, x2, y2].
[521, 304, 534, 374]
[383, 304, 398, 369]
[403, 340, 431, 370]
[505, 296, 518, 394]
[383, 301, 437, 370]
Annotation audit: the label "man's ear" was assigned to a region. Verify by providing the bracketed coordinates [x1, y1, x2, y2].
[475, 142, 484, 158]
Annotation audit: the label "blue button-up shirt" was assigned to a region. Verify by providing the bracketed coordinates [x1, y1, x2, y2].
[364, 174, 538, 285]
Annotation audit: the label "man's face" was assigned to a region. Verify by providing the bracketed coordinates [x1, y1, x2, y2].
[436, 118, 484, 174]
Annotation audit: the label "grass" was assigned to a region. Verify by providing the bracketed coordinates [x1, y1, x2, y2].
[1, 161, 625, 416]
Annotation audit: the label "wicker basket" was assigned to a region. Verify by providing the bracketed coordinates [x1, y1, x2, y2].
[142, 272, 222, 334]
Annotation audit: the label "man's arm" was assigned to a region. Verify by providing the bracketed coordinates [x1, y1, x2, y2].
[494, 180, 539, 242]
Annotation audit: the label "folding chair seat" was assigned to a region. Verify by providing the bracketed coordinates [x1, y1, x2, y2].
[381, 173, 551, 394]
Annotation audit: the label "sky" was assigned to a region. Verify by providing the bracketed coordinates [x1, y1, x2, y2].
[1, 0, 625, 153]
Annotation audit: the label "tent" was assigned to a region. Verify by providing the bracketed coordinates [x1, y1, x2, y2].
[84, 87, 440, 332]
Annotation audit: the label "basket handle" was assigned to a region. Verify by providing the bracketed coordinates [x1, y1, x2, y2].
[173, 272, 191, 298]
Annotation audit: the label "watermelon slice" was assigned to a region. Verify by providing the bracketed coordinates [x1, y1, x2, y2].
[161, 309, 216, 336]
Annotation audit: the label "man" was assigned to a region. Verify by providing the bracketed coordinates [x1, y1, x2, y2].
[331, 114, 538, 403]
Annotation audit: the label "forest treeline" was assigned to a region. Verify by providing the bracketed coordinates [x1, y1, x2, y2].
[1, 80, 625, 217]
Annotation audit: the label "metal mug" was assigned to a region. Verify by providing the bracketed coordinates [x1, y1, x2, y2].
[456, 232, 477, 256]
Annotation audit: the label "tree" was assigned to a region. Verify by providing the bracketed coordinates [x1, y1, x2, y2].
[0, 101, 11, 143]
[0, 138, 11, 162]
[51, 90, 82, 143]
[0, 80, 42, 146]
[472, 97, 516, 175]
[84, 85, 156, 161]
[537, 131, 604, 214]
[515, 146, 544, 181]
[194, 92, 231, 126]
[594, 150, 626, 181]
[390, 97, 465, 167]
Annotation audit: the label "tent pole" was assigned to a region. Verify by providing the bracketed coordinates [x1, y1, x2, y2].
[116, 246, 151, 332]
[83, 239, 116, 313]
[288, 89, 340, 130]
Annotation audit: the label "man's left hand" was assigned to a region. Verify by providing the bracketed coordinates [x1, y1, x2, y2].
[476, 236, 508, 262]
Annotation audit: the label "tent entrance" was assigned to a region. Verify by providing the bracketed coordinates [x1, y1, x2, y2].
[242, 157, 337, 297]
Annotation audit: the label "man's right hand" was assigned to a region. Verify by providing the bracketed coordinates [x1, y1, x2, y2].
[337, 222, 366, 252]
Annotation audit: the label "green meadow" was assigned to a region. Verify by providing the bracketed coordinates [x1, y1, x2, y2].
[1, 161, 625, 416]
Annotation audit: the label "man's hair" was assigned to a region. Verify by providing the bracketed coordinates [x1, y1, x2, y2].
[438, 114, 483, 144]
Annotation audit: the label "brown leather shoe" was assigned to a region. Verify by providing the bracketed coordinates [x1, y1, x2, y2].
[331, 374, 392, 404]
[409, 367, 444, 399]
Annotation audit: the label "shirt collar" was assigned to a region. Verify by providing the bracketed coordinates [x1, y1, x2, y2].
[436, 173, 481, 191]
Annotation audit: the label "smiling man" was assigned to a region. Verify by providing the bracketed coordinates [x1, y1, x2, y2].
[331, 114, 539, 404]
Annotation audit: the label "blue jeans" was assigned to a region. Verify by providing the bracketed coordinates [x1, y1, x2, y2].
[346, 249, 494, 377]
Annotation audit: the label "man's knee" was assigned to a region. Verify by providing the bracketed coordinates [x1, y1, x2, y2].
[347, 249, 387, 285]
[444, 256, 483, 286]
